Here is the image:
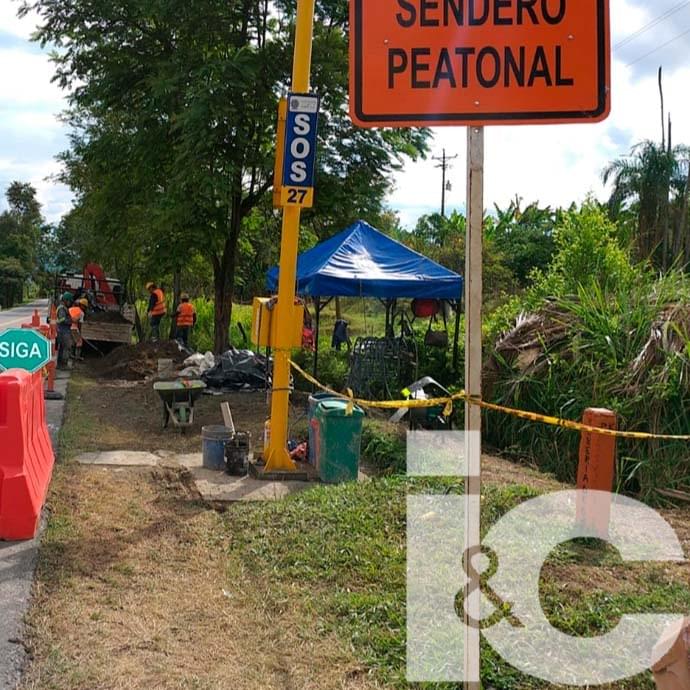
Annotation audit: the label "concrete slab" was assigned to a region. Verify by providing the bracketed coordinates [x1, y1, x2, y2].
[248, 460, 311, 482]
[0, 366, 68, 690]
[170, 452, 205, 469]
[192, 468, 313, 502]
[75, 450, 160, 467]
[173, 452, 313, 502]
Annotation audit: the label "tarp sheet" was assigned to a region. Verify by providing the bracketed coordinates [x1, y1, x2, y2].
[266, 221, 463, 299]
[201, 349, 269, 391]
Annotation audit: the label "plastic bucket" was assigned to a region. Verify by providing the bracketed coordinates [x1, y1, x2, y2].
[202, 425, 233, 470]
[308, 392, 340, 464]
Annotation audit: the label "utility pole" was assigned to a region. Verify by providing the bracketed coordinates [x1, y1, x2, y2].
[265, 0, 316, 472]
[432, 148, 458, 217]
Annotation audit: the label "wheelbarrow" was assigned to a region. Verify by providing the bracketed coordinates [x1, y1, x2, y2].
[153, 380, 206, 431]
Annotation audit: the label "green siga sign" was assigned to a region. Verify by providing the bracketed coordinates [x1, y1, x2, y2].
[0, 328, 52, 374]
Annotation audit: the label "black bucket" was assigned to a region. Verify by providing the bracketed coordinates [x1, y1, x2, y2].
[225, 432, 251, 476]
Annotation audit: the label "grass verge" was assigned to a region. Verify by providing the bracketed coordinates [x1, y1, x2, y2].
[226, 479, 689, 689]
[21, 375, 690, 689]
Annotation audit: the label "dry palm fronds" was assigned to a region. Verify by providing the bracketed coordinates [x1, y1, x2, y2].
[492, 302, 574, 370]
[627, 303, 690, 389]
[484, 303, 575, 399]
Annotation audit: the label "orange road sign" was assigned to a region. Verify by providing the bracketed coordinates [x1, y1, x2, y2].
[350, 0, 611, 127]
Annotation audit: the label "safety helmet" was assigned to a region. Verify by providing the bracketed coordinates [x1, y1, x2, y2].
[79, 298, 89, 308]
[145, 282, 155, 290]
[180, 293, 190, 301]
[61, 291, 73, 303]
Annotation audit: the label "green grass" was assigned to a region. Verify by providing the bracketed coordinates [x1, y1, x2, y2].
[360, 420, 407, 474]
[225, 477, 686, 688]
[55, 378, 96, 462]
[133, 298, 254, 352]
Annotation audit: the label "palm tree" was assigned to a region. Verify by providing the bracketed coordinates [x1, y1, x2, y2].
[603, 141, 690, 270]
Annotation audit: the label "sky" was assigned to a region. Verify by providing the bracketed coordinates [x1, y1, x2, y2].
[1, 0, 690, 227]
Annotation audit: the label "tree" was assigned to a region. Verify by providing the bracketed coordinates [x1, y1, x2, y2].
[604, 141, 690, 271]
[24, 0, 429, 351]
[410, 211, 465, 249]
[403, 210, 515, 305]
[0, 258, 27, 309]
[487, 196, 556, 286]
[0, 182, 43, 307]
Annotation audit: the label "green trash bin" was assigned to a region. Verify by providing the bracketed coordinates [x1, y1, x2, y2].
[308, 392, 339, 464]
[313, 400, 365, 484]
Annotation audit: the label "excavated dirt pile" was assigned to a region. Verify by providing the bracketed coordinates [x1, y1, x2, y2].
[86, 310, 132, 325]
[90, 341, 187, 380]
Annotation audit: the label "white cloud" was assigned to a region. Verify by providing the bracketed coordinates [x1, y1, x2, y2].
[0, 3, 69, 223]
[0, 108, 63, 136]
[0, 157, 72, 222]
[0, 48, 62, 107]
[615, 0, 690, 75]
[0, 1, 37, 40]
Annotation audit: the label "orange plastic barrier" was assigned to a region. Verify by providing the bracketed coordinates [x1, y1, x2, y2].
[576, 408, 617, 539]
[0, 369, 55, 540]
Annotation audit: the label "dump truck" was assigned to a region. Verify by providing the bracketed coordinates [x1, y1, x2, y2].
[52, 263, 136, 347]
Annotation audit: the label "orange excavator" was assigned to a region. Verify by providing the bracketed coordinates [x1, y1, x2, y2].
[51, 263, 135, 348]
[55, 262, 123, 309]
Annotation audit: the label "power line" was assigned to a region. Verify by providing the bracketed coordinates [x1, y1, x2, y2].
[626, 25, 690, 66]
[615, 0, 690, 50]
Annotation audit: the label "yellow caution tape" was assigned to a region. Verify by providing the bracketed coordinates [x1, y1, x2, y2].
[289, 360, 690, 441]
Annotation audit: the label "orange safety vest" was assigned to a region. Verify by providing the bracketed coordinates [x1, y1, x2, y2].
[69, 306, 83, 330]
[150, 288, 166, 317]
[176, 302, 195, 327]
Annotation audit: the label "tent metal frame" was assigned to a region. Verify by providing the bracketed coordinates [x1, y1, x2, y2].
[311, 295, 463, 386]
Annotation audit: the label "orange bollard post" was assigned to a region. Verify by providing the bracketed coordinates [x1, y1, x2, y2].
[23, 308, 60, 399]
[652, 618, 690, 690]
[576, 408, 617, 539]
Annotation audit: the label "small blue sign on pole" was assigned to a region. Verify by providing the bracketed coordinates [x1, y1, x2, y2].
[280, 93, 319, 208]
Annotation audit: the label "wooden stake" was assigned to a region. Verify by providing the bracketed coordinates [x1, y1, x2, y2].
[221, 402, 235, 435]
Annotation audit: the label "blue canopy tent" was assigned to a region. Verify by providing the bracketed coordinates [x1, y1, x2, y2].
[266, 221, 464, 377]
[266, 220, 463, 299]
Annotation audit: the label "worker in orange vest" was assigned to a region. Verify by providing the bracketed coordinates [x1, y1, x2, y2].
[68, 298, 89, 361]
[146, 282, 166, 342]
[175, 293, 197, 348]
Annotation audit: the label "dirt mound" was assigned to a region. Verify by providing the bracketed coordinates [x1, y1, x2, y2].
[86, 310, 132, 325]
[90, 341, 188, 380]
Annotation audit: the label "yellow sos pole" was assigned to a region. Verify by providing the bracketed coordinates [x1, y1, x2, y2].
[264, 0, 316, 472]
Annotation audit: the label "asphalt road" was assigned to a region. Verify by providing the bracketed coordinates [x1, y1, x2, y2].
[0, 300, 65, 690]
[0, 299, 49, 330]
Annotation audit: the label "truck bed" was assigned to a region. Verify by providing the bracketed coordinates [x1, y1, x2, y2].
[81, 321, 133, 344]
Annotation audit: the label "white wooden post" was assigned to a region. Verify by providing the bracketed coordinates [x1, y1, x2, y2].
[464, 125, 484, 689]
